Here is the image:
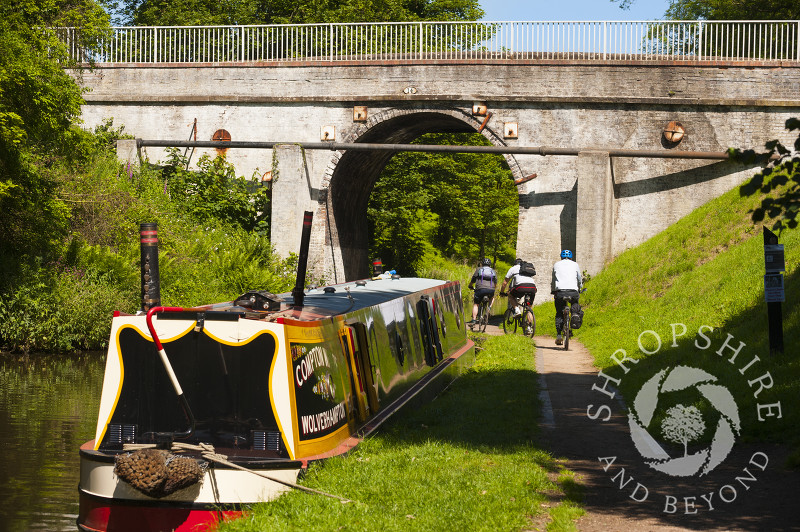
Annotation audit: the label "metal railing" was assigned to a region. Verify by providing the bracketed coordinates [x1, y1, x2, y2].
[60, 20, 800, 64]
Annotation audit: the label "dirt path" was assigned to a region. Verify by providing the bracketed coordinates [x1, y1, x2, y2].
[530, 332, 800, 531]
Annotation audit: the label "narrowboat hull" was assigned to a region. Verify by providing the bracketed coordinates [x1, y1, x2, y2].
[78, 276, 474, 531]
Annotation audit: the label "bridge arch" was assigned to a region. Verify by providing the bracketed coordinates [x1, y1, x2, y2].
[318, 106, 524, 281]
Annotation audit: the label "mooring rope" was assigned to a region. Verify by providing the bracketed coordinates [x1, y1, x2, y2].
[122, 442, 352, 503]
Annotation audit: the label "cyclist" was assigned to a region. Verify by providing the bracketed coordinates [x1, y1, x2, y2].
[551, 249, 583, 345]
[468, 258, 498, 326]
[499, 258, 537, 320]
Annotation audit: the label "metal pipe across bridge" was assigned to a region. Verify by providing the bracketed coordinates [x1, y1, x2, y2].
[137, 139, 731, 160]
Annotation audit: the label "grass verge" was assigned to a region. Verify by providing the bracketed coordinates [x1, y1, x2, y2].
[216, 334, 583, 532]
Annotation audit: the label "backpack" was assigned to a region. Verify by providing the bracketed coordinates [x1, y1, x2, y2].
[475, 266, 496, 290]
[518, 261, 536, 277]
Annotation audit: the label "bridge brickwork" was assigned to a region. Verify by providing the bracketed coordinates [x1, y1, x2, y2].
[76, 59, 800, 288]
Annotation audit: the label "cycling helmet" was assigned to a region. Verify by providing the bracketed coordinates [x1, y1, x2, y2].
[514, 258, 523, 265]
[481, 258, 492, 267]
[561, 250, 573, 259]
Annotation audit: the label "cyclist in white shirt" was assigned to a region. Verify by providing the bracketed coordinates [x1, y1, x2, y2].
[500, 258, 537, 317]
[551, 249, 583, 345]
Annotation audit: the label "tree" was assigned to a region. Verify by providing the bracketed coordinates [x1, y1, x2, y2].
[0, 0, 111, 281]
[663, 0, 799, 20]
[109, 0, 484, 26]
[733, 118, 800, 233]
[368, 133, 518, 274]
[367, 150, 433, 274]
[1, 0, 109, 151]
[612, 0, 800, 20]
[661, 404, 706, 457]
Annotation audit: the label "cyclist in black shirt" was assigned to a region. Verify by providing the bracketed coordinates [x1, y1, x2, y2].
[468, 258, 498, 325]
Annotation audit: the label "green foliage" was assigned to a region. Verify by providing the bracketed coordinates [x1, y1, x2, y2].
[613, 0, 800, 19]
[81, 160, 296, 309]
[67, 240, 139, 288]
[3, 0, 110, 34]
[0, 119, 295, 353]
[368, 133, 518, 275]
[733, 117, 800, 233]
[0, 26, 74, 278]
[0, 1, 108, 151]
[161, 149, 270, 234]
[368, 163, 433, 274]
[56, 147, 137, 249]
[157, 226, 298, 307]
[0, 265, 137, 353]
[0, 156, 298, 353]
[0, 0, 111, 283]
[111, 0, 484, 26]
[664, 0, 800, 20]
[0, 147, 72, 282]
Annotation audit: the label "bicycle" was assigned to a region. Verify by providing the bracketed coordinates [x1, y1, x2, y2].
[556, 289, 584, 350]
[470, 293, 491, 332]
[501, 292, 536, 337]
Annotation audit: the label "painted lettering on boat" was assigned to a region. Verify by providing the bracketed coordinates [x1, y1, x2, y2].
[301, 402, 347, 435]
[295, 345, 332, 388]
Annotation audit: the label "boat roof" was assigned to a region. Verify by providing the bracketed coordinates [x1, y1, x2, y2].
[296, 277, 448, 315]
[196, 276, 452, 322]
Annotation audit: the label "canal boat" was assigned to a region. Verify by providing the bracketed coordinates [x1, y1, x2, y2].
[77, 214, 475, 532]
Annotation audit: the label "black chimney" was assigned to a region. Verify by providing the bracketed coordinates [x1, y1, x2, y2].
[140, 222, 161, 311]
[292, 211, 313, 308]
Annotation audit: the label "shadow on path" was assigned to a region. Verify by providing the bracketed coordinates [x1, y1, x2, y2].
[533, 335, 800, 532]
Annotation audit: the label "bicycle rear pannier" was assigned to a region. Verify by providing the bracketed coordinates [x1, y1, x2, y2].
[519, 261, 536, 277]
[571, 308, 584, 329]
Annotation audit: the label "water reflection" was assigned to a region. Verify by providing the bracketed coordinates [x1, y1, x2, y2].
[0, 353, 104, 532]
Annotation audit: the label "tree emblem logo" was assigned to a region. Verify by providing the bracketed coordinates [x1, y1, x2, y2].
[628, 365, 741, 477]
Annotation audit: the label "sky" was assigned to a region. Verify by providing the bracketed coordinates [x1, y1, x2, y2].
[479, 0, 672, 22]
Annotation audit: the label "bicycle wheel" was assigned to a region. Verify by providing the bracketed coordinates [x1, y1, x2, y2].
[522, 308, 536, 338]
[479, 302, 489, 332]
[562, 309, 570, 350]
[502, 308, 516, 334]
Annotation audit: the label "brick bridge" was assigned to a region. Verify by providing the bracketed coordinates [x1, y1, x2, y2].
[69, 21, 800, 285]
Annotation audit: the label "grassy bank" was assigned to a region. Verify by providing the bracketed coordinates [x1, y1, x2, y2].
[0, 152, 298, 354]
[216, 334, 582, 532]
[534, 178, 799, 449]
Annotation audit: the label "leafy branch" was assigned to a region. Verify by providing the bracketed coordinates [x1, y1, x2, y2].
[731, 118, 800, 233]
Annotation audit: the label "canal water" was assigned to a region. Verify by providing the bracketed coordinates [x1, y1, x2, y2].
[0, 353, 104, 532]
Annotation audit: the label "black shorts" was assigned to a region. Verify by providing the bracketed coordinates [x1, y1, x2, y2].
[510, 284, 537, 298]
[473, 288, 495, 303]
[555, 289, 579, 304]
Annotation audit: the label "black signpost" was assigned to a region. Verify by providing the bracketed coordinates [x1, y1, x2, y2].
[763, 227, 784, 354]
